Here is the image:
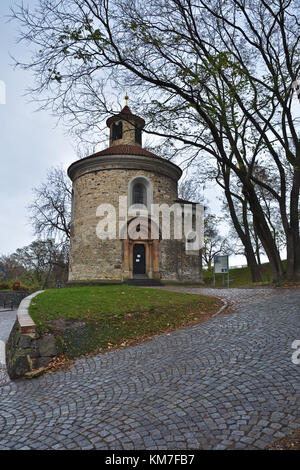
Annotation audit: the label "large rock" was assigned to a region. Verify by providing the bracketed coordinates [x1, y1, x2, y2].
[6, 319, 57, 380]
[6, 354, 31, 380]
[38, 335, 57, 357]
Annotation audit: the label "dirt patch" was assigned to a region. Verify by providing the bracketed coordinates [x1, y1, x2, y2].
[51, 319, 86, 331]
[266, 429, 300, 450]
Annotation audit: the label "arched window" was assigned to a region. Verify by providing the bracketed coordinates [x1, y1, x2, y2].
[133, 182, 146, 205]
[128, 176, 153, 210]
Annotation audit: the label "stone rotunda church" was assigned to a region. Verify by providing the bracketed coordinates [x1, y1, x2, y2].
[67, 100, 202, 284]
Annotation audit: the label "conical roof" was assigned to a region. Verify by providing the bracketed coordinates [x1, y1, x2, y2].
[106, 105, 145, 128]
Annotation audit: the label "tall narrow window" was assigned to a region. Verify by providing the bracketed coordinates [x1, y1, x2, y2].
[112, 122, 123, 141]
[128, 176, 153, 210]
[71, 189, 75, 220]
[135, 127, 142, 145]
[133, 183, 146, 205]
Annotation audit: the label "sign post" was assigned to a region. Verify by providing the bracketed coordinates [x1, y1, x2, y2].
[213, 255, 229, 287]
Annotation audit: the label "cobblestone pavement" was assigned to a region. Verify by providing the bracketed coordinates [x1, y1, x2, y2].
[150, 285, 283, 309]
[0, 289, 299, 450]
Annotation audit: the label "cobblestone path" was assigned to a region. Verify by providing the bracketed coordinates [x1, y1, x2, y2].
[150, 285, 283, 309]
[0, 289, 299, 450]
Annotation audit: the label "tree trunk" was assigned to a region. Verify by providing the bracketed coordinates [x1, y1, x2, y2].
[252, 224, 261, 265]
[245, 246, 262, 282]
[245, 187, 283, 282]
[241, 198, 262, 282]
[223, 180, 262, 283]
[286, 167, 300, 281]
[256, 248, 261, 266]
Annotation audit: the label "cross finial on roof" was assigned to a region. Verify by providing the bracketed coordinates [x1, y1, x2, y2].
[125, 93, 129, 106]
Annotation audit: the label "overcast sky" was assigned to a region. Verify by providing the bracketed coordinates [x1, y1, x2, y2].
[0, 0, 76, 254]
[3, 0, 295, 267]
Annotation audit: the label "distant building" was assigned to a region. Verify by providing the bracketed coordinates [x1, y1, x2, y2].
[67, 101, 202, 283]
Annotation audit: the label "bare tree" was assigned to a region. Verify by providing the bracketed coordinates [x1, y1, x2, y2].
[11, 0, 300, 280]
[14, 240, 68, 289]
[215, 163, 263, 282]
[28, 166, 72, 244]
[178, 178, 203, 203]
[201, 214, 228, 271]
[0, 254, 26, 282]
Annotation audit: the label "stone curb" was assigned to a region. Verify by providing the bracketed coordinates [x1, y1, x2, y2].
[212, 299, 228, 317]
[6, 290, 58, 379]
[17, 291, 44, 334]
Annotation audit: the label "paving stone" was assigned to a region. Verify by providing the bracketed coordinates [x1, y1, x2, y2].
[0, 288, 299, 450]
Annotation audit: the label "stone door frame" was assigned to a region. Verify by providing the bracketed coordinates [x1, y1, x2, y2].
[122, 218, 160, 280]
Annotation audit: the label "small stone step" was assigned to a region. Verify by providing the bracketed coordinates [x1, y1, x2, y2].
[125, 278, 162, 286]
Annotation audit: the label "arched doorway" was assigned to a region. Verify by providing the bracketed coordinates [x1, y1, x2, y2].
[122, 217, 160, 280]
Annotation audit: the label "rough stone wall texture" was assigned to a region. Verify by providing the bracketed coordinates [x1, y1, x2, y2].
[69, 167, 179, 281]
[159, 240, 202, 282]
[6, 320, 57, 379]
[110, 119, 140, 147]
[180, 248, 203, 282]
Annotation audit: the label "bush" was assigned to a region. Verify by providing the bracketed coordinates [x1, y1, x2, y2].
[14, 284, 30, 292]
[0, 281, 31, 292]
[0, 282, 10, 290]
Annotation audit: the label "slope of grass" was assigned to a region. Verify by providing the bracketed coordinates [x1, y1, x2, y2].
[203, 260, 288, 287]
[29, 285, 221, 358]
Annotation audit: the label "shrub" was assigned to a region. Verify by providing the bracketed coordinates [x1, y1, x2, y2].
[0, 282, 11, 290]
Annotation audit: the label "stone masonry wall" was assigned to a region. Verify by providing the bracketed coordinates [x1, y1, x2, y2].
[69, 168, 178, 281]
[110, 119, 140, 147]
[5, 292, 57, 379]
[159, 240, 202, 282]
[6, 320, 57, 379]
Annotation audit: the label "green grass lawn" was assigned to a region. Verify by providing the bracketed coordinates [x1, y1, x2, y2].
[29, 285, 221, 358]
[203, 260, 289, 287]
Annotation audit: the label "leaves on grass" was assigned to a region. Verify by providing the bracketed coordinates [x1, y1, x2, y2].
[29, 286, 221, 360]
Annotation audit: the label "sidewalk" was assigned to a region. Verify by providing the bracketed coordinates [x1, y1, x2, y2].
[0, 309, 17, 343]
